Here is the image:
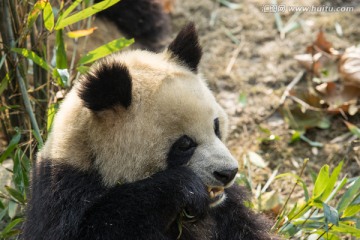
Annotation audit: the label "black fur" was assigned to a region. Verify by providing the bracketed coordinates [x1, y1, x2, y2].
[214, 118, 221, 139]
[23, 159, 274, 240]
[79, 61, 132, 111]
[168, 23, 202, 72]
[167, 135, 197, 168]
[94, 0, 170, 52]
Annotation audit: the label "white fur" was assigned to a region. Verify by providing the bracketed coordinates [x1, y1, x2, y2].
[40, 49, 238, 189]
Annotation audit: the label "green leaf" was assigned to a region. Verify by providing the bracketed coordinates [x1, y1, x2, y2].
[76, 65, 90, 74]
[0, 217, 24, 237]
[331, 222, 360, 237]
[1, 229, 21, 238]
[322, 161, 343, 202]
[55, 30, 68, 69]
[344, 121, 360, 138]
[325, 176, 348, 203]
[290, 130, 303, 143]
[27, 0, 46, 29]
[12, 149, 30, 194]
[47, 102, 59, 132]
[12, 48, 51, 71]
[55, 0, 121, 30]
[78, 37, 134, 65]
[0, 208, 7, 221]
[61, 0, 83, 19]
[343, 204, 360, 218]
[0, 200, 4, 209]
[0, 72, 11, 96]
[5, 186, 25, 204]
[32, 129, 44, 150]
[0, 53, 6, 69]
[337, 177, 360, 212]
[323, 202, 339, 226]
[13, 149, 25, 193]
[351, 193, 360, 205]
[313, 165, 330, 199]
[286, 202, 298, 219]
[7, 200, 17, 219]
[43, 1, 55, 31]
[0, 130, 21, 164]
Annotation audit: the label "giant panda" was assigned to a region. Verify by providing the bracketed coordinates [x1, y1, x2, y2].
[22, 24, 274, 240]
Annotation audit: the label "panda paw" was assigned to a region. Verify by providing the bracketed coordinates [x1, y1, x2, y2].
[163, 167, 210, 218]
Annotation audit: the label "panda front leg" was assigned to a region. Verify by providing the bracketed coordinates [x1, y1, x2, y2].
[77, 167, 209, 240]
[210, 185, 274, 240]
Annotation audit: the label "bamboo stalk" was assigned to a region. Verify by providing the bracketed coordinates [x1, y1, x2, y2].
[2, 0, 44, 146]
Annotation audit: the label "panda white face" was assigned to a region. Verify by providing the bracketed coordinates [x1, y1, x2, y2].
[153, 75, 238, 206]
[40, 24, 238, 207]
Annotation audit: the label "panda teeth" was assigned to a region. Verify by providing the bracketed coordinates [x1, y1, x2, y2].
[210, 191, 215, 199]
[208, 187, 225, 199]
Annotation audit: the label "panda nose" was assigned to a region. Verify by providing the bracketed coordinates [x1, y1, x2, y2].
[213, 168, 238, 185]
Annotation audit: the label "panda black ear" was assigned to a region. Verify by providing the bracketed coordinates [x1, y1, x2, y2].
[167, 23, 202, 72]
[79, 62, 132, 111]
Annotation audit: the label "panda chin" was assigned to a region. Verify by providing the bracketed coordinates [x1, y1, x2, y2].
[208, 187, 226, 208]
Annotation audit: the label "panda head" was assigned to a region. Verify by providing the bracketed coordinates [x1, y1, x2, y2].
[41, 23, 238, 207]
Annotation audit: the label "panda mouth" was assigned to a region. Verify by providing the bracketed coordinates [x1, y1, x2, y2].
[207, 187, 225, 207]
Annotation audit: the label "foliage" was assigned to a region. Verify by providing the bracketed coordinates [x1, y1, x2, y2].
[0, 0, 132, 237]
[239, 155, 360, 239]
[272, 161, 360, 239]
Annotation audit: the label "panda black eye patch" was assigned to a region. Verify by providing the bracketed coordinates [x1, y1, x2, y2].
[167, 135, 197, 168]
[214, 118, 221, 139]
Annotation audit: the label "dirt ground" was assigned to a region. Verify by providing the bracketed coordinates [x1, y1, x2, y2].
[170, 0, 360, 212]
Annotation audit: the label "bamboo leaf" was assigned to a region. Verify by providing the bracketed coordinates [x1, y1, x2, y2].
[343, 204, 360, 218]
[0, 72, 11, 96]
[322, 161, 343, 202]
[331, 223, 360, 237]
[313, 165, 330, 199]
[55, 0, 121, 30]
[32, 129, 44, 150]
[325, 176, 348, 203]
[7, 201, 17, 219]
[76, 65, 90, 74]
[78, 37, 134, 65]
[337, 177, 360, 212]
[12, 48, 51, 71]
[0, 130, 21, 164]
[61, 0, 83, 19]
[0, 53, 6, 69]
[55, 30, 68, 69]
[5, 186, 25, 204]
[43, 1, 55, 31]
[13, 149, 25, 193]
[47, 103, 59, 132]
[0, 208, 7, 222]
[344, 121, 360, 138]
[323, 202, 339, 226]
[0, 218, 24, 237]
[27, 0, 46, 29]
[67, 27, 97, 38]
